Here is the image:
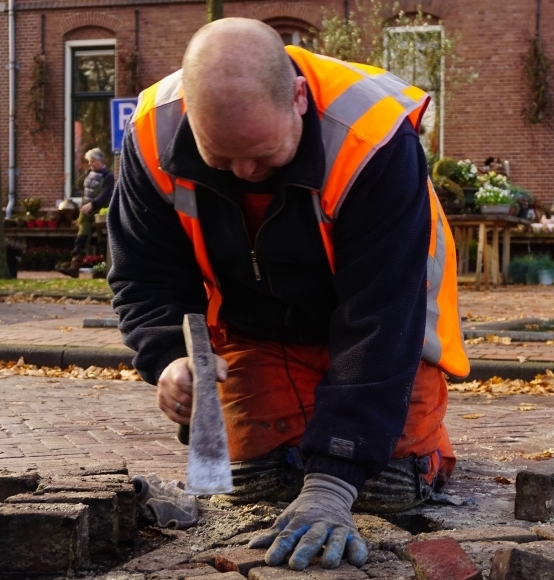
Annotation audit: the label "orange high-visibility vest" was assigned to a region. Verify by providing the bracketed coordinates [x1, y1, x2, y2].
[129, 47, 469, 378]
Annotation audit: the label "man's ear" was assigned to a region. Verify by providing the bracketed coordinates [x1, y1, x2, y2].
[293, 76, 308, 116]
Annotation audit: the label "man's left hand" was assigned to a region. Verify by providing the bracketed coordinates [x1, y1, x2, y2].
[248, 472, 368, 570]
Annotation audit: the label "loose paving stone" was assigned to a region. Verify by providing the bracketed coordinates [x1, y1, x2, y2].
[354, 514, 413, 558]
[459, 541, 519, 578]
[248, 566, 309, 579]
[515, 463, 554, 522]
[214, 547, 267, 576]
[38, 476, 137, 541]
[489, 540, 554, 579]
[406, 537, 483, 580]
[124, 541, 194, 573]
[7, 490, 119, 558]
[414, 525, 538, 545]
[0, 471, 40, 500]
[0, 502, 89, 573]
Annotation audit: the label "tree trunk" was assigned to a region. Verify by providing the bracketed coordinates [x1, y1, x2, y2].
[206, 0, 224, 23]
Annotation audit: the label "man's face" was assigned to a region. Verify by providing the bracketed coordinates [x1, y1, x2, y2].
[88, 158, 104, 172]
[189, 78, 308, 183]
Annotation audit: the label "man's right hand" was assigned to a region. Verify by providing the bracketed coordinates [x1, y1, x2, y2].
[157, 355, 228, 424]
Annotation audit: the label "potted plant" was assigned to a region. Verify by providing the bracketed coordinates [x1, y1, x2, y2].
[25, 214, 38, 228]
[45, 212, 58, 228]
[474, 184, 515, 214]
[532, 254, 554, 285]
[21, 197, 42, 217]
[91, 261, 108, 279]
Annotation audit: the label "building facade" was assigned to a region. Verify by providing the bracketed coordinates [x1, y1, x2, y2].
[0, 0, 553, 211]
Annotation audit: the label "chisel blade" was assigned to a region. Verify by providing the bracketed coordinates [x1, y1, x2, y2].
[183, 313, 233, 495]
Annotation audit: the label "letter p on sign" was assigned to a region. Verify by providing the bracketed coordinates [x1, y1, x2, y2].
[110, 97, 138, 155]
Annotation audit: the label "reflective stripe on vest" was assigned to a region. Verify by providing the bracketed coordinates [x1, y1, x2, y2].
[129, 48, 469, 378]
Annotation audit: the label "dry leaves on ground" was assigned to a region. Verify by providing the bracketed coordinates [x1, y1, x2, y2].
[464, 335, 512, 345]
[0, 294, 106, 304]
[493, 475, 514, 485]
[0, 358, 141, 381]
[462, 413, 485, 419]
[448, 370, 554, 396]
[521, 449, 554, 460]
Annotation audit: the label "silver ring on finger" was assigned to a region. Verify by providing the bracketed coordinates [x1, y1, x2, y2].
[175, 401, 183, 414]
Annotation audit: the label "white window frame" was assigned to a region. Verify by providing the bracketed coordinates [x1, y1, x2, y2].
[64, 38, 116, 200]
[384, 24, 444, 159]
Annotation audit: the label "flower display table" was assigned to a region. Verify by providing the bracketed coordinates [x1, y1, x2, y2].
[447, 215, 531, 290]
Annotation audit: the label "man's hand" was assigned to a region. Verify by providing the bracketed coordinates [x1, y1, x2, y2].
[80, 202, 94, 215]
[248, 473, 368, 571]
[157, 355, 228, 424]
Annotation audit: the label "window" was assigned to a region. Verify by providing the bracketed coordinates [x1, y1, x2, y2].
[384, 25, 443, 163]
[265, 18, 314, 50]
[65, 41, 116, 199]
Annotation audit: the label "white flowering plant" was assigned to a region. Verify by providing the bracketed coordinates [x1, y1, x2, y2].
[478, 171, 510, 190]
[452, 159, 479, 187]
[474, 184, 515, 207]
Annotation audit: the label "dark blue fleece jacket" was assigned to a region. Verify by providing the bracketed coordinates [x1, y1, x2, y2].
[108, 79, 431, 491]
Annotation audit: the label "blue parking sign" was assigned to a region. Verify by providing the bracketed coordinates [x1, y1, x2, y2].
[110, 98, 138, 154]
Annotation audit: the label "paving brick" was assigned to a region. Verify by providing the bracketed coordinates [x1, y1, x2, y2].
[0, 502, 89, 573]
[360, 549, 415, 579]
[124, 541, 194, 573]
[38, 477, 136, 542]
[304, 561, 368, 579]
[146, 563, 218, 578]
[407, 537, 483, 580]
[248, 566, 309, 579]
[515, 465, 554, 522]
[7, 490, 118, 558]
[415, 526, 538, 545]
[203, 574, 247, 580]
[354, 513, 413, 554]
[0, 471, 40, 501]
[214, 547, 267, 576]
[460, 541, 519, 577]
[489, 540, 554, 579]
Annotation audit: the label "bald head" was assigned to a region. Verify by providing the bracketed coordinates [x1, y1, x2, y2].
[182, 18, 297, 123]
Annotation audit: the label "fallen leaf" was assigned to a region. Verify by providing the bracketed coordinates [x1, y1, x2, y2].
[499, 336, 512, 345]
[517, 403, 537, 411]
[462, 413, 485, 419]
[547, 340, 554, 346]
[517, 356, 528, 363]
[521, 449, 554, 460]
[493, 476, 514, 485]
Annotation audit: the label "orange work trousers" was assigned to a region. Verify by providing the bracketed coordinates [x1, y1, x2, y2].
[212, 324, 455, 486]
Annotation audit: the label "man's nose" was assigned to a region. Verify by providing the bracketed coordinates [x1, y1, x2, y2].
[231, 159, 257, 179]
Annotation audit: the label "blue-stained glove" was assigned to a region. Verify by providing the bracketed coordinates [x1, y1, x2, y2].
[248, 472, 368, 570]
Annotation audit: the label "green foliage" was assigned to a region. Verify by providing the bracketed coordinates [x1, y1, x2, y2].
[311, 1, 475, 92]
[0, 277, 111, 296]
[27, 54, 47, 133]
[91, 261, 108, 278]
[431, 157, 458, 180]
[509, 253, 554, 284]
[21, 197, 42, 217]
[474, 185, 514, 208]
[521, 36, 551, 124]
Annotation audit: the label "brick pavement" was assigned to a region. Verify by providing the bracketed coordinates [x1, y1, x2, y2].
[2, 276, 554, 363]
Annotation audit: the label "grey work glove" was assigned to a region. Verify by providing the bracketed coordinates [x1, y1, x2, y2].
[248, 472, 368, 570]
[132, 473, 199, 529]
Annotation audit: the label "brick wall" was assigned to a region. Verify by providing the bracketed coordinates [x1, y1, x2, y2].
[1, 0, 553, 208]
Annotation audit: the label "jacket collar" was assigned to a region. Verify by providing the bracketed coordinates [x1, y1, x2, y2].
[159, 64, 325, 194]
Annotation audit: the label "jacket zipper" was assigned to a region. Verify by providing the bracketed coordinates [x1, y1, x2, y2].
[174, 177, 317, 290]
